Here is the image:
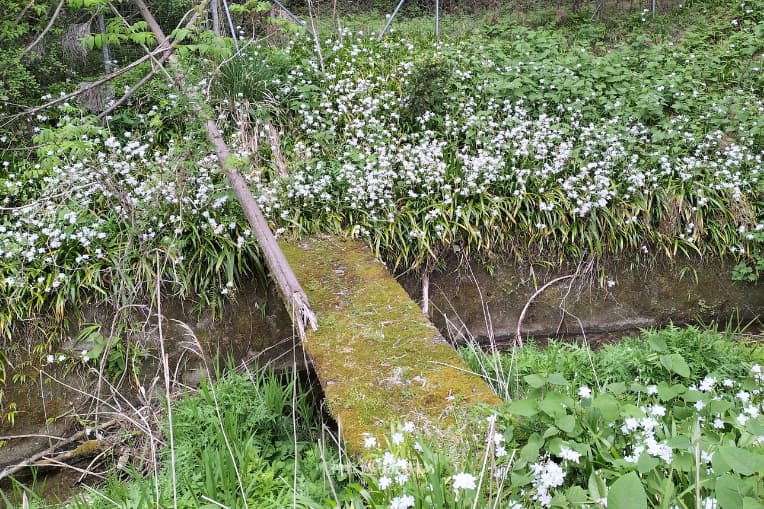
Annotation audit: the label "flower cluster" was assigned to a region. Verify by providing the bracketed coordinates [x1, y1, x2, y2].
[359, 418, 510, 508]
[529, 458, 566, 507]
[247, 28, 764, 270]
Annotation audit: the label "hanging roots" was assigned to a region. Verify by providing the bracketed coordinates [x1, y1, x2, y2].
[77, 82, 115, 113]
[62, 22, 92, 65]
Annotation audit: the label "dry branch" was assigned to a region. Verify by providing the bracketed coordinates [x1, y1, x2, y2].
[515, 275, 575, 347]
[0, 419, 117, 482]
[266, 121, 289, 179]
[21, 0, 65, 58]
[132, 0, 317, 338]
[6, 49, 164, 125]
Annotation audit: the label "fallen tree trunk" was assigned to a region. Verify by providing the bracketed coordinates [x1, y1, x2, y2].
[133, 0, 317, 338]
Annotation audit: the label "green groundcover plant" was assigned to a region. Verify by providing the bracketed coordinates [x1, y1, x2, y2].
[353, 328, 764, 508]
[3, 0, 764, 348]
[4, 327, 764, 508]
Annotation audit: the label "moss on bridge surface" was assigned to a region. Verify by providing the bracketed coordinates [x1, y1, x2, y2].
[281, 235, 501, 455]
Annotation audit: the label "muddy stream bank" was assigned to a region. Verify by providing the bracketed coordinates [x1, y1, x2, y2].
[1, 255, 763, 502]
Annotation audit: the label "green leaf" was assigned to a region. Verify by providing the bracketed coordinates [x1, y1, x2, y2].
[657, 382, 687, 402]
[521, 436, 542, 463]
[608, 472, 647, 509]
[743, 498, 764, 509]
[555, 414, 576, 434]
[660, 354, 691, 378]
[566, 486, 588, 505]
[606, 382, 627, 395]
[648, 335, 667, 352]
[589, 470, 607, 502]
[548, 373, 570, 386]
[715, 446, 764, 476]
[716, 473, 744, 509]
[592, 393, 620, 422]
[508, 399, 538, 417]
[524, 374, 546, 388]
[657, 477, 675, 509]
[636, 453, 659, 473]
[540, 393, 567, 418]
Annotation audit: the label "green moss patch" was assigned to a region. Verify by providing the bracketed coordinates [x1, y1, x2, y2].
[281, 235, 500, 455]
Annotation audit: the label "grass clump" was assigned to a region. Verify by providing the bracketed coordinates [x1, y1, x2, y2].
[446, 327, 764, 507]
[56, 370, 356, 509]
[460, 326, 764, 398]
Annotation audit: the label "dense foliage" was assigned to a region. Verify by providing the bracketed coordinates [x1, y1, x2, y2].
[7, 327, 764, 508]
[3, 0, 764, 348]
[2, 2, 764, 506]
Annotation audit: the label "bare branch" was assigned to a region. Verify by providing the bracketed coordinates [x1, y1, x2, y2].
[132, 0, 317, 338]
[21, 0, 66, 58]
[0, 419, 117, 482]
[1, 49, 166, 128]
[14, 0, 36, 26]
[515, 275, 575, 347]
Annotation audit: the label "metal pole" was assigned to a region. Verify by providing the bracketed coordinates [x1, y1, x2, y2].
[271, 0, 307, 26]
[98, 13, 112, 73]
[435, 0, 439, 40]
[651, 0, 656, 17]
[378, 0, 407, 41]
[221, 0, 239, 52]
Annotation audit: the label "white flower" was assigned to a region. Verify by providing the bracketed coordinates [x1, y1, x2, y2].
[46, 354, 55, 364]
[389, 494, 415, 509]
[722, 379, 735, 388]
[363, 434, 378, 449]
[378, 476, 392, 490]
[57, 354, 66, 362]
[694, 400, 705, 411]
[647, 385, 658, 395]
[649, 404, 666, 417]
[624, 444, 645, 464]
[392, 432, 404, 445]
[621, 417, 640, 433]
[645, 436, 673, 463]
[559, 445, 581, 463]
[402, 421, 415, 433]
[713, 418, 725, 429]
[396, 472, 409, 485]
[737, 391, 751, 404]
[530, 459, 565, 507]
[452, 472, 477, 491]
[496, 445, 507, 457]
[699, 376, 716, 392]
[382, 452, 396, 468]
[578, 386, 592, 399]
[413, 442, 423, 452]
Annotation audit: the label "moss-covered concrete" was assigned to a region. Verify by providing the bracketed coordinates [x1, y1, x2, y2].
[281, 236, 500, 455]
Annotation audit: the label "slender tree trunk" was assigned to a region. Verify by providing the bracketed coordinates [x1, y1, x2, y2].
[132, 0, 317, 338]
[211, 0, 220, 36]
[98, 13, 112, 73]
